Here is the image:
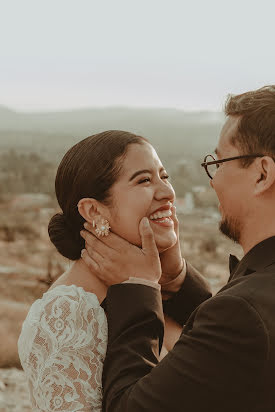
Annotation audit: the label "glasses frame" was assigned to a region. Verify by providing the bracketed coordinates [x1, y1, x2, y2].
[201, 154, 266, 179]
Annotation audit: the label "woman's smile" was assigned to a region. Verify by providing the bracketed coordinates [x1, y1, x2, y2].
[149, 216, 174, 227]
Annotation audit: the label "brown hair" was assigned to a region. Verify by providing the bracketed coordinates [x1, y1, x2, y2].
[224, 85, 275, 166]
[48, 130, 148, 260]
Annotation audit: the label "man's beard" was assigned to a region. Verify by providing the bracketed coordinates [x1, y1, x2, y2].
[219, 215, 242, 243]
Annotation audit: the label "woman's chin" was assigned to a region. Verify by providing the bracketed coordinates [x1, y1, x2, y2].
[124, 229, 177, 251]
[156, 232, 177, 253]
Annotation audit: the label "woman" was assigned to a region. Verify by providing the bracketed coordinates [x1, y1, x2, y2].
[18, 130, 183, 411]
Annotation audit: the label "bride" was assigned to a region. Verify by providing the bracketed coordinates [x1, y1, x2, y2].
[18, 130, 184, 411]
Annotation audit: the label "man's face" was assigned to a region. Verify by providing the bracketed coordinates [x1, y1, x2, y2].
[211, 116, 254, 243]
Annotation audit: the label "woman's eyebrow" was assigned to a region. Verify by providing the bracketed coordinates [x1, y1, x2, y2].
[129, 167, 165, 181]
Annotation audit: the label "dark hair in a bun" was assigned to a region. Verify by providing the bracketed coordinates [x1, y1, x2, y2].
[48, 130, 148, 260]
[48, 213, 84, 260]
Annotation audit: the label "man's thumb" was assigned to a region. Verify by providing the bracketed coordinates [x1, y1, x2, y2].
[140, 217, 158, 255]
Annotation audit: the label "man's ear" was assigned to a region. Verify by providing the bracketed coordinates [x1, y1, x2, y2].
[254, 157, 275, 196]
[77, 198, 102, 224]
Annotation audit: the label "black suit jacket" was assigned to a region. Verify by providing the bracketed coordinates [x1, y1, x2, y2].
[102, 237, 275, 412]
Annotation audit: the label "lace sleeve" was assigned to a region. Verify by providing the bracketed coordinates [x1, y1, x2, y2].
[18, 285, 108, 412]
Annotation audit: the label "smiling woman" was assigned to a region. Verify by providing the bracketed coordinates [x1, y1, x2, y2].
[48, 130, 149, 260]
[95, 141, 177, 251]
[17, 130, 183, 412]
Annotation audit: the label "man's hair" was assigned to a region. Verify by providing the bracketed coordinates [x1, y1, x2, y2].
[224, 85, 275, 166]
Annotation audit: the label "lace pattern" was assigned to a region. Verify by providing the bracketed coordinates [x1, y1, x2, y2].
[18, 285, 108, 412]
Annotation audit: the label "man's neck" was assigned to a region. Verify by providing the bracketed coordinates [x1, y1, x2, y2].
[240, 213, 275, 255]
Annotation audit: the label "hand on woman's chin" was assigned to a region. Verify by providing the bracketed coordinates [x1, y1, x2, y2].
[156, 233, 178, 253]
[119, 228, 177, 251]
[157, 245, 170, 253]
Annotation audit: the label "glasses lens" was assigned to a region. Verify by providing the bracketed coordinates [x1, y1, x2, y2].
[205, 155, 217, 179]
[207, 163, 218, 179]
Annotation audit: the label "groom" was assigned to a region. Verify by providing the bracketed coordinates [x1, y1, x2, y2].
[81, 85, 275, 411]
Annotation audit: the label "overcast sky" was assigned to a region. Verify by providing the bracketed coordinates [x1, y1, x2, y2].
[1, 0, 274, 112]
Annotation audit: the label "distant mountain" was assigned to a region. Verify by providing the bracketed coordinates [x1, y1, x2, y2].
[0, 106, 224, 165]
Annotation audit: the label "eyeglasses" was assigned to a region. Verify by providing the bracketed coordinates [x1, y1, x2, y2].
[201, 154, 266, 179]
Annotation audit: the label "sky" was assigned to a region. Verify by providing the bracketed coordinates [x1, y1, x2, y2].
[0, 0, 274, 112]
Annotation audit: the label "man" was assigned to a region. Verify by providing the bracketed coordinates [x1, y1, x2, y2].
[81, 85, 275, 411]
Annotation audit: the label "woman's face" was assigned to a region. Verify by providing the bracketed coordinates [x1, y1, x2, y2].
[104, 142, 177, 252]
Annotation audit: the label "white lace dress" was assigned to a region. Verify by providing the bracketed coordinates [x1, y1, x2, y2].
[18, 285, 108, 412]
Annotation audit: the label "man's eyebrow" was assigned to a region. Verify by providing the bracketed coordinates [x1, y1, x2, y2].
[129, 167, 165, 181]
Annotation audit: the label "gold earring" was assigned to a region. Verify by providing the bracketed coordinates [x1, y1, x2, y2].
[93, 217, 111, 237]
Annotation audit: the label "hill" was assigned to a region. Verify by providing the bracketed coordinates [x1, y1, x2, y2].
[0, 106, 224, 164]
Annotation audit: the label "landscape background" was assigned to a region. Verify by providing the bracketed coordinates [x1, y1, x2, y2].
[1, 0, 273, 407]
[0, 106, 243, 411]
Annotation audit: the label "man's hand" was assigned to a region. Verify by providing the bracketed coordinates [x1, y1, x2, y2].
[80, 217, 161, 286]
[159, 206, 184, 284]
[159, 206, 186, 298]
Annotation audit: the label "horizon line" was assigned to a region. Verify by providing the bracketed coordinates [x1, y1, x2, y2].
[0, 103, 223, 115]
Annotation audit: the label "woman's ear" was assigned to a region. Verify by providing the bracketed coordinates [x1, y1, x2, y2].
[77, 198, 101, 224]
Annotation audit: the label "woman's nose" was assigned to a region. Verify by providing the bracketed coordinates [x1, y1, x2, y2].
[155, 179, 175, 201]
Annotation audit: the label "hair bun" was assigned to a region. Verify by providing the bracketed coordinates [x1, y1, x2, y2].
[48, 213, 84, 260]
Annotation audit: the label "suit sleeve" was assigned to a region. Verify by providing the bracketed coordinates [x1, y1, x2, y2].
[163, 261, 212, 325]
[102, 284, 268, 412]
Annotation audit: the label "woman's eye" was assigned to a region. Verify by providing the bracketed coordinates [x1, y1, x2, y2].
[138, 178, 151, 184]
[138, 175, 169, 184]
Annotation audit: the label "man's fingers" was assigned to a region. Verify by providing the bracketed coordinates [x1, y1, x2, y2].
[80, 229, 110, 257]
[171, 206, 179, 236]
[81, 249, 100, 272]
[84, 222, 130, 251]
[85, 241, 105, 262]
[139, 217, 158, 256]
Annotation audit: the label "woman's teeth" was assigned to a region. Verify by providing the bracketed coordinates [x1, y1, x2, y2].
[149, 209, 172, 220]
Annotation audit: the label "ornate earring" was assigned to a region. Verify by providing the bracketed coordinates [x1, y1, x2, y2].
[92, 217, 111, 237]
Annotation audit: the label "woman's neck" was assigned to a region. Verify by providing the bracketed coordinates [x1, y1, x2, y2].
[51, 259, 108, 304]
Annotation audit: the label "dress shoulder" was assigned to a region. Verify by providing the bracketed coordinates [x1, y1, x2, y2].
[18, 284, 108, 412]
